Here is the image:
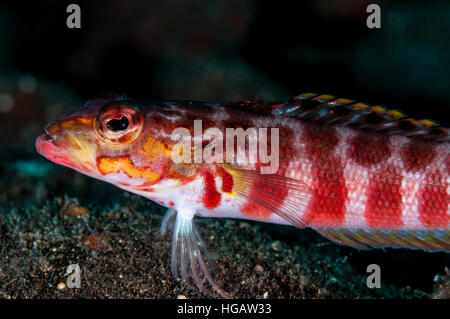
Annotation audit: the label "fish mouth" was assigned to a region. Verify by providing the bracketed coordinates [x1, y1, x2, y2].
[36, 133, 70, 164]
[36, 132, 96, 174]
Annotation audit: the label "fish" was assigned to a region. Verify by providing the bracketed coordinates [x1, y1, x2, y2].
[36, 92, 450, 298]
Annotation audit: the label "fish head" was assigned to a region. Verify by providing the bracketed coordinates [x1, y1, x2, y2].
[36, 97, 191, 196]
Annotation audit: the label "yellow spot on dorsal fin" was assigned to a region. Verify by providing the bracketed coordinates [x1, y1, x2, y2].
[417, 119, 439, 127]
[333, 98, 355, 105]
[315, 94, 336, 101]
[370, 105, 387, 114]
[386, 109, 407, 120]
[351, 102, 369, 109]
[296, 92, 317, 98]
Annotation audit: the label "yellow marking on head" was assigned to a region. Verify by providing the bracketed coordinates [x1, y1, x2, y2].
[98, 156, 160, 182]
[67, 134, 95, 163]
[143, 136, 172, 156]
[61, 117, 92, 129]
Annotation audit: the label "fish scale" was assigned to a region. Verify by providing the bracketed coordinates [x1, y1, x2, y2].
[289, 124, 449, 230]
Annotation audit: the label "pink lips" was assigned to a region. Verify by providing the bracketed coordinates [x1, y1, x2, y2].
[35, 134, 74, 168]
[36, 134, 53, 156]
[36, 133, 95, 174]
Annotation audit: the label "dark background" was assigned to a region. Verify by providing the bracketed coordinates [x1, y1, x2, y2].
[1, 0, 449, 152]
[0, 0, 449, 298]
[1, 0, 449, 110]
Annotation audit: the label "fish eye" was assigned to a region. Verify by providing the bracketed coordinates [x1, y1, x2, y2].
[106, 116, 129, 132]
[94, 104, 143, 143]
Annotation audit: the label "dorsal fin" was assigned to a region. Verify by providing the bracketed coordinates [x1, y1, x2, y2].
[226, 93, 449, 142]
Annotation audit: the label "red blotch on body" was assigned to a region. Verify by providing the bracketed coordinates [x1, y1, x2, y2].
[277, 128, 295, 175]
[401, 141, 436, 172]
[418, 171, 449, 228]
[303, 123, 339, 161]
[306, 162, 348, 227]
[365, 169, 404, 228]
[302, 124, 347, 227]
[348, 133, 391, 167]
[217, 166, 234, 193]
[202, 171, 221, 209]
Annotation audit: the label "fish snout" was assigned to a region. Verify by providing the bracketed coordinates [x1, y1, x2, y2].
[36, 120, 67, 160]
[44, 120, 62, 138]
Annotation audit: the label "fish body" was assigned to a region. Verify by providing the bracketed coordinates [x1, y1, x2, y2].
[36, 93, 450, 297]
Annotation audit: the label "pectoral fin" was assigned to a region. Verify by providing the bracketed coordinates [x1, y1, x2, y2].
[226, 167, 312, 228]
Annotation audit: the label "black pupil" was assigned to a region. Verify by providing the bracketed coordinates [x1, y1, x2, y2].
[106, 116, 129, 132]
